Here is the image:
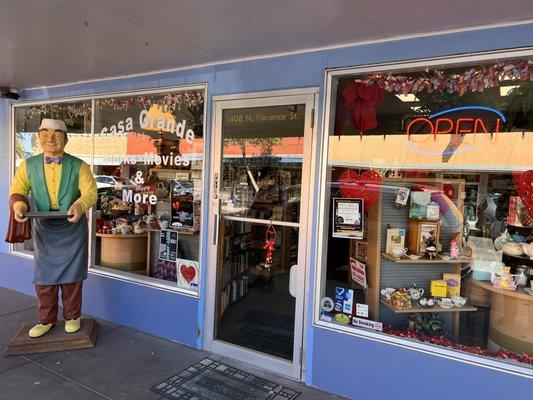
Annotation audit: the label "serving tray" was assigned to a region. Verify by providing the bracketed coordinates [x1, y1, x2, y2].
[25, 211, 71, 219]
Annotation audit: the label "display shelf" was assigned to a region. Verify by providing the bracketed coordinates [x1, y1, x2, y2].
[381, 253, 472, 264]
[380, 299, 478, 313]
[471, 279, 533, 301]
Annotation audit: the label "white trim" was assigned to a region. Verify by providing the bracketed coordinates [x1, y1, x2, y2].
[212, 87, 319, 102]
[22, 19, 533, 91]
[204, 88, 318, 381]
[89, 267, 200, 298]
[313, 48, 533, 378]
[222, 216, 300, 228]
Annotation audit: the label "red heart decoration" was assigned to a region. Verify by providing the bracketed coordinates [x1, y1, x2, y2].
[515, 170, 533, 217]
[180, 265, 196, 284]
[339, 169, 382, 209]
[172, 201, 181, 211]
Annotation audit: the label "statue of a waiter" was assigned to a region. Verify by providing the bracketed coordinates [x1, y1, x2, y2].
[6, 119, 97, 338]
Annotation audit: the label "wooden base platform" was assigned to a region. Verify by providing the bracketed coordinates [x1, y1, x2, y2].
[3, 318, 99, 356]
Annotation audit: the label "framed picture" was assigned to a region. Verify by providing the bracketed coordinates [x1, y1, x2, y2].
[159, 229, 178, 261]
[332, 198, 364, 239]
[407, 219, 440, 255]
[177, 259, 199, 291]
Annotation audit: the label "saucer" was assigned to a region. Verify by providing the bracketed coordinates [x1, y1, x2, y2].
[524, 288, 533, 296]
[406, 254, 421, 260]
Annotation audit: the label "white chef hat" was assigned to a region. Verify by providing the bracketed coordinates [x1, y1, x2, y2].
[39, 118, 67, 132]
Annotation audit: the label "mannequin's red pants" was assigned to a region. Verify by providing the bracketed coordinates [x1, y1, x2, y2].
[35, 282, 82, 324]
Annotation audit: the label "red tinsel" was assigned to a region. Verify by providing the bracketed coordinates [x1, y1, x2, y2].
[383, 327, 533, 365]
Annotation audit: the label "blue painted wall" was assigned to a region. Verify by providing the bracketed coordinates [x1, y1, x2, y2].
[1, 23, 532, 399]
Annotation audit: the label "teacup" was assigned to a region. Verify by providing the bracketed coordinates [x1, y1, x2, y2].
[391, 246, 408, 257]
[133, 224, 144, 234]
[426, 298, 435, 307]
[407, 287, 424, 300]
[451, 296, 467, 307]
[380, 287, 395, 301]
[159, 220, 169, 229]
[418, 297, 427, 306]
[438, 298, 453, 308]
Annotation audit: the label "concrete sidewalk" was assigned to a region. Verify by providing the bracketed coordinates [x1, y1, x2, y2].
[0, 287, 345, 400]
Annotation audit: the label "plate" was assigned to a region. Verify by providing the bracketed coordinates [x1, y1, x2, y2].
[25, 211, 70, 219]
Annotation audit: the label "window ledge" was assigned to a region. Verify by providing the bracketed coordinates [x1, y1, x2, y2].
[313, 319, 533, 378]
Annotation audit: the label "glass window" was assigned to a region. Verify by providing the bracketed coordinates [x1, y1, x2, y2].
[318, 57, 533, 368]
[13, 101, 92, 254]
[91, 89, 205, 293]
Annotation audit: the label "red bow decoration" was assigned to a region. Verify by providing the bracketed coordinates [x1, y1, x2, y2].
[263, 225, 277, 268]
[341, 82, 385, 132]
[339, 169, 382, 209]
[514, 170, 533, 218]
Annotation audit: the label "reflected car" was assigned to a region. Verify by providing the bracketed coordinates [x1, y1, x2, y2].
[94, 175, 133, 189]
[171, 180, 194, 195]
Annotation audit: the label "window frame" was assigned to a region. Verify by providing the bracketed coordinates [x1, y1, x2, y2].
[10, 83, 208, 298]
[314, 47, 533, 377]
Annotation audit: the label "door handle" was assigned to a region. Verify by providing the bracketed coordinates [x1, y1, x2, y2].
[289, 265, 298, 298]
[213, 214, 219, 246]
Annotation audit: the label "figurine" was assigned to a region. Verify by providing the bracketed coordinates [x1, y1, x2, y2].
[450, 239, 459, 259]
[491, 267, 517, 291]
[6, 119, 97, 338]
[423, 230, 438, 260]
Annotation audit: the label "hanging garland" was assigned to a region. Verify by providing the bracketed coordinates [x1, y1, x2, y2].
[384, 327, 533, 365]
[22, 91, 204, 124]
[361, 59, 532, 96]
[96, 91, 204, 112]
[23, 103, 92, 125]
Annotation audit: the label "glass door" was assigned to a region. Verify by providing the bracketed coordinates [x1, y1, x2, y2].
[206, 90, 316, 379]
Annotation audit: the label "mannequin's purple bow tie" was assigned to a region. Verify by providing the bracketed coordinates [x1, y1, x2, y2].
[45, 156, 62, 164]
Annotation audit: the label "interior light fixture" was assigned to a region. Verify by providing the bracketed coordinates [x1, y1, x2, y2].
[499, 85, 519, 97]
[395, 94, 420, 102]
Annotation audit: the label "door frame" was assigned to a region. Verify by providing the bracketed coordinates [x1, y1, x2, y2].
[204, 88, 318, 380]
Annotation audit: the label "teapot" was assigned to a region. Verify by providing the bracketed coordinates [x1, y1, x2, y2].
[116, 221, 131, 235]
[407, 287, 424, 300]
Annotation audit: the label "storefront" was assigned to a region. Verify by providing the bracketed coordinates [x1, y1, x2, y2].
[0, 23, 532, 400]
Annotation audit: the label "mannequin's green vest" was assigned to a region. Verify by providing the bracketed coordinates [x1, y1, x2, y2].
[25, 153, 83, 212]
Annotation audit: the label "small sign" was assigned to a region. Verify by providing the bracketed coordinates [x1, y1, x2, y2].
[352, 317, 383, 332]
[395, 187, 410, 206]
[350, 257, 367, 289]
[356, 303, 369, 318]
[333, 198, 364, 239]
[159, 230, 178, 261]
[320, 297, 334, 313]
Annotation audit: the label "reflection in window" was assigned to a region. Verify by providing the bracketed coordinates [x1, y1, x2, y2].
[319, 58, 533, 367]
[92, 90, 205, 292]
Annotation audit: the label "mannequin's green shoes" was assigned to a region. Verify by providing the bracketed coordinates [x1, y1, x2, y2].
[28, 323, 54, 338]
[65, 317, 81, 334]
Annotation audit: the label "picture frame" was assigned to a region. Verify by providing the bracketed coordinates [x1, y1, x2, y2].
[407, 219, 440, 255]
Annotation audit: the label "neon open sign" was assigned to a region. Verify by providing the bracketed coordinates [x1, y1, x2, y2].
[406, 106, 506, 140]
